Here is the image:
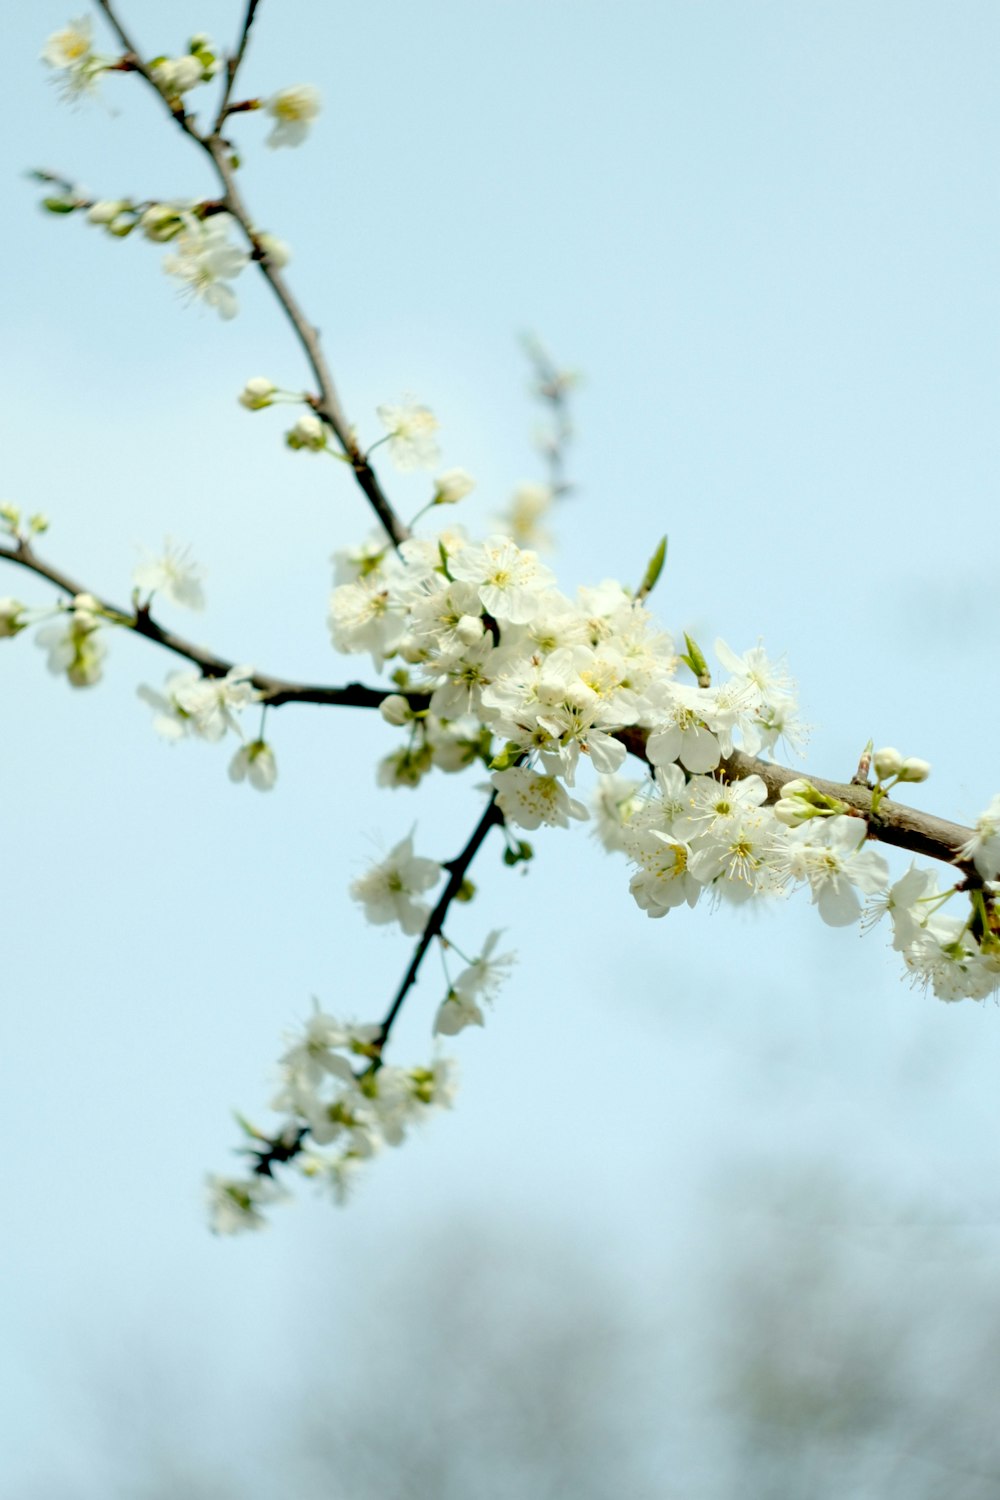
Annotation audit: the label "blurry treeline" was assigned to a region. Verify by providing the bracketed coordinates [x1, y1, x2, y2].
[28, 1166, 1000, 1500]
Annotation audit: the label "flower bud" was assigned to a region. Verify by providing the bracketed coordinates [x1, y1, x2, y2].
[0, 598, 26, 638]
[238, 376, 277, 411]
[285, 413, 326, 452]
[898, 757, 931, 783]
[433, 468, 475, 505]
[139, 204, 185, 243]
[108, 214, 136, 238]
[779, 777, 814, 798]
[87, 199, 129, 225]
[455, 614, 484, 644]
[379, 694, 412, 726]
[256, 233, 292, 269]
[873, 746, 903, 779]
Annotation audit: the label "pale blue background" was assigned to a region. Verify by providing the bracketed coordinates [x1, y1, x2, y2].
[2, 2, 999, 1494]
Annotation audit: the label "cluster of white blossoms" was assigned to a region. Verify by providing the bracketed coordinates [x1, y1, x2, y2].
[326, 511, 1000, 1014]
[208, 915, 515, 1230]
[24, 20, 1000, 1231]
[149, 34, 221, 100]
[207, 1010, 457, 1229]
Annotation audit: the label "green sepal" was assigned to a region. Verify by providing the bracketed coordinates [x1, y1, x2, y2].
[232, 1111, 266, 1141]
[502, 839, 534, 867]
[637, 535, 667, 600]
[455, 878, 476, 903]
[489, 741, 523, 771]
[41, 197, 77, 215]
[681, 632, 710, 686]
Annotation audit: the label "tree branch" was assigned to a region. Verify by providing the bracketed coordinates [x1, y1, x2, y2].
[374, 793, 505, 1053]
[90, 0, 409, 550]
[0, 539, 419, 712]
[214, 0, 263, 130]
[617, 727, 978, 876]
[250, 792, 506, 1178]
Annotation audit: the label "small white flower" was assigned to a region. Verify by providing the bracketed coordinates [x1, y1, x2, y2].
[453, 930, 515, 1006]
[491, 767, 588, 830]
[266, 85, 322, 148]
[41, 17, 103, 101]
[433, 991, 485, 1036]
[349, 834, 441, 935]
[784, 814, 889, 926]
[173, 665, 259, 742]
[433, 469, 476, 505]
[229, 739, 278, 791]
[206, 1172, 286, 1234]
[376, 399, 442, 472]
[41, 16, 93, 68]
[137, 671, 200, 741]
[35, 594, 106, 687]
[449, 535, 556, 625]
[960, 793, 1000, 881]
[162, 213, 249, 320]
[496, 482, 554, 550]
[133, 538, 205, 611]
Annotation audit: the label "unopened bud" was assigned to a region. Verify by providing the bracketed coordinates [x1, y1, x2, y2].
[238, 376, 277, 411]
[0, 598, 26, 638]
[433, 468, 475, 506]
[87, 199, 129, 225]
[873, 746, 903, 779]
[256, 232, 292, 269]
[379, 694, 411, 727]
[455, 614, 484, 644]
[898, 757, 931, 783]
[285, 413, 326, 452]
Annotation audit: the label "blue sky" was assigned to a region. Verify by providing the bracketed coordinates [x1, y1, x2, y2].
[3, 2, 999, 1492]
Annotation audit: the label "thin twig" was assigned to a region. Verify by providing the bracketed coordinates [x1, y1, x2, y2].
[250, 792, 505, 1177]
[90, 0, 409, 549]
[214, 0, 263, 130]
[617, 726, 977, 874]
[0, 540, 416, 711]
[375, 794, 505, 1052]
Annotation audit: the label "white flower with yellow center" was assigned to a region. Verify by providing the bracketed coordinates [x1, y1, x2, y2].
[162, 213, 249, 320]
[266, 85, 322, 148]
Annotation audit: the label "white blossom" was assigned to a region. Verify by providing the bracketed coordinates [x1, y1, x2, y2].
[228, 740, 278, 791]
[783, 815, 889, 926]
[961, 794, 1000, 880]
[206, 1172, 287, 1234]
[376, 399, 441, 471]
[162, 213, 249, 320]
[133, 538, 205, 610]
[173, 666, 259, 742]
[349, 834, 441, 934]
[266, 85, 322, 148]
[491, 767, 588, 830]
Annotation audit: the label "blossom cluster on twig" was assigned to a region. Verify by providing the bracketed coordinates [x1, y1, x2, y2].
[4, 4, 998, 1233]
